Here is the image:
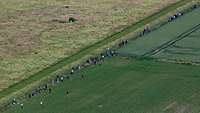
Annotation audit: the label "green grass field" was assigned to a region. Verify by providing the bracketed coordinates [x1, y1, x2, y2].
[118, 7, 200, 60]
[0, 0, 180, 91]
[4, 57, 200, 113]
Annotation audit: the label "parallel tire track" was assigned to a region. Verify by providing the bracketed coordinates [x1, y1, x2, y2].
[141, 23, 200, 58]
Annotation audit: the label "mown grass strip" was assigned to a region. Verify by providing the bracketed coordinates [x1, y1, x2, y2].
[0, 0, 192, 100]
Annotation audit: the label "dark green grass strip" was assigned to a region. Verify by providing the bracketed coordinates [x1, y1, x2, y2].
[117, 23, 200, 58]
[141, 23, 200, 57]
[0, 0, 192, 100]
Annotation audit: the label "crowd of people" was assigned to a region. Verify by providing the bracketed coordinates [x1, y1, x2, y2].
[119, 40, 129, 47]
[168, 4, 200, 22]
[168, 12, 183, 22]
[5, 48, 119, 110]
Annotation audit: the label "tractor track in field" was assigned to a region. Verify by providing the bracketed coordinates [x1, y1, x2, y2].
[158, 58, 200, 66]
[140, 23, 200, 58]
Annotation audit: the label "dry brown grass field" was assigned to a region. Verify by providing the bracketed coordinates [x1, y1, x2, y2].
[0, 0, 180, 91]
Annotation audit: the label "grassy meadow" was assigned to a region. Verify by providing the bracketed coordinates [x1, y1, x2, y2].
[0, 0, 180, 91]
[4, 57, 200, 113]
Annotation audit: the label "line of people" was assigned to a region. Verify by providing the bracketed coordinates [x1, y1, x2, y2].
[118, 40, 128, 47]
[168, 4, 200, 22]
[168, 12, 183, 22]
[5, 48, 119, 110]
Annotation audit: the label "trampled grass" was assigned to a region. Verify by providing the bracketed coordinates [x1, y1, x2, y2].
[0, 0, 180, 91]
[4, 57, 200, 113]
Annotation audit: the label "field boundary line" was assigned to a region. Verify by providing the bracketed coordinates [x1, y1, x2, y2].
[0, 0, 193, 101]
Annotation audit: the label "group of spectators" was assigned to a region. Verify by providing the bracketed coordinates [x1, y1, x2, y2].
[7, 48, 119, 110]
[119, 40, 129, 47]
[168, 4, 200, 22]
[168, 12, 183, 22]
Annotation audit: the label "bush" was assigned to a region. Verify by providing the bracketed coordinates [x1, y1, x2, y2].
[68, 17, 78, 23]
